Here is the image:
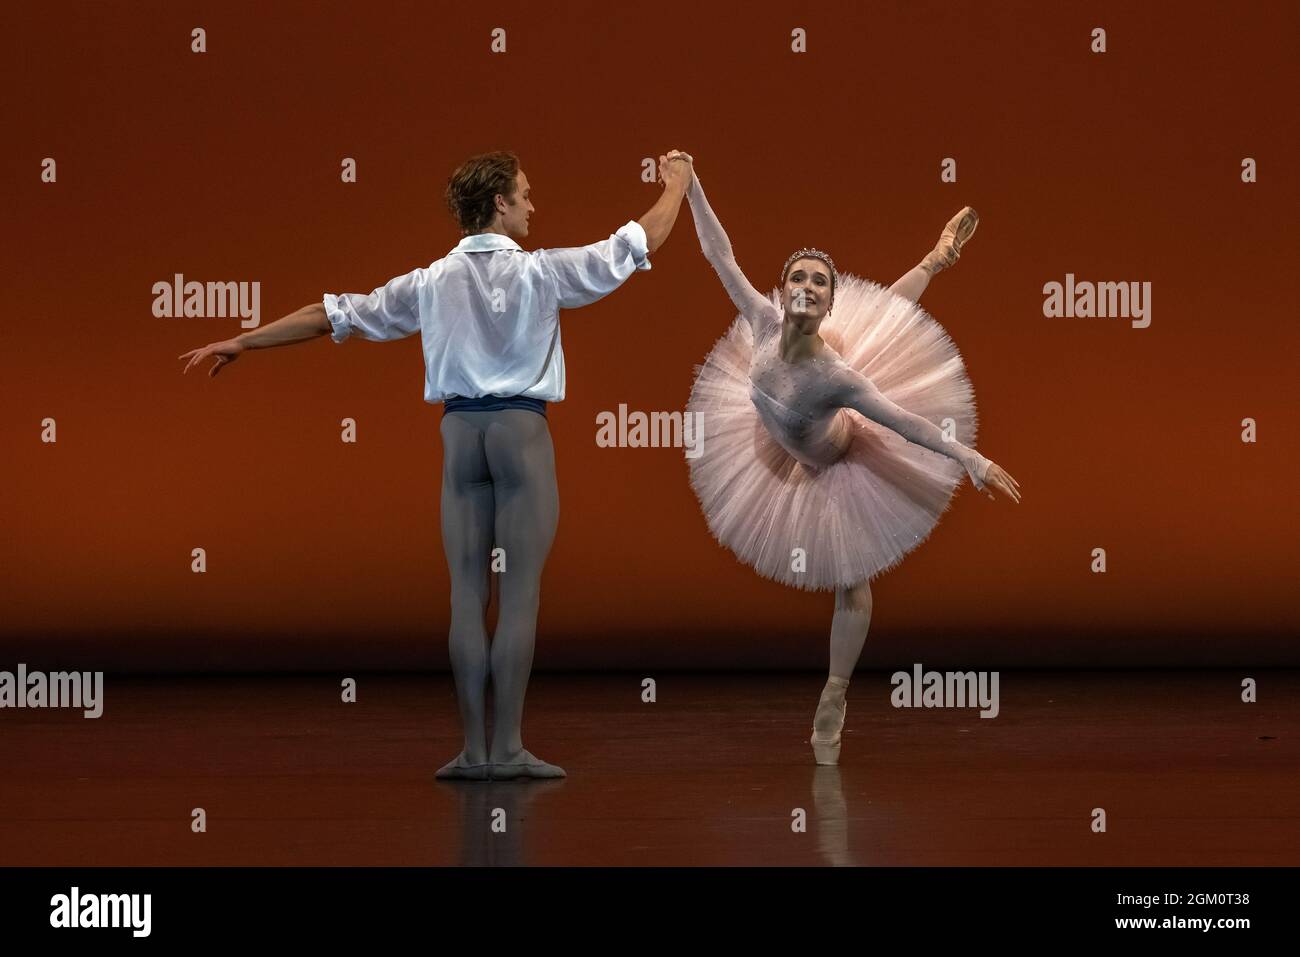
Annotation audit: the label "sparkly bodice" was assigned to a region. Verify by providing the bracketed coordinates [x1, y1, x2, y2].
[685, 170, 993, 492]
[748, 316, 854, 470]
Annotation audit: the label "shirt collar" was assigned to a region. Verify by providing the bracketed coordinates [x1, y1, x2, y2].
[449, 232, 524, 255]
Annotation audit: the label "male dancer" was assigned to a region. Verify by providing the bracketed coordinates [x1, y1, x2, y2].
[180, 149, 695, 780]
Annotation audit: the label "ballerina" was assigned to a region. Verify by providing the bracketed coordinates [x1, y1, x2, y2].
[678, 154, 1021, 765]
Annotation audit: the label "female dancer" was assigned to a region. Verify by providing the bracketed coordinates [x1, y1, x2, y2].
[678, 155, 1021, 764]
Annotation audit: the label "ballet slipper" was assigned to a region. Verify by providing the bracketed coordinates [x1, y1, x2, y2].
[435, 751, 491, 781]
[810, 677, 850, 766]
[920, 206, 979, 275]
[488, 749, 567, 780]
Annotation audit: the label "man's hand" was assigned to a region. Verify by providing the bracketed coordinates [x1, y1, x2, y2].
[640, 149, 695, 254]
[179, 337, 246, 377]
[658, 149, 694, 190]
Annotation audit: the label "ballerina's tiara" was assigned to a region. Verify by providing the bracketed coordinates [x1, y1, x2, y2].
[781, 247, 838, 288]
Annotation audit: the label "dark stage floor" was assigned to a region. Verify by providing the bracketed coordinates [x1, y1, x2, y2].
[1, 672, 1295, 866]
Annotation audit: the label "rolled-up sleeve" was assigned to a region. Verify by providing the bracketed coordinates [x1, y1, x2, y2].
[535, 220, 652, 310]
[323, 266, 425, 343]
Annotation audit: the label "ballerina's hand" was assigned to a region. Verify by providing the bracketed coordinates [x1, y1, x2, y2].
[657, 149, 694, 188]
[980, 462, 1022, 503]
[178, 337, 246, 377]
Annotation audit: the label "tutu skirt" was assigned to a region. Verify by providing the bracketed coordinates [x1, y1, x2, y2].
[685, 273, 979, 591]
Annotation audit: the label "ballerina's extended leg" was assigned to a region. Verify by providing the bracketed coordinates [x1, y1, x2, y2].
[888, 264, 934, 303]
[890, 206, 980, 302]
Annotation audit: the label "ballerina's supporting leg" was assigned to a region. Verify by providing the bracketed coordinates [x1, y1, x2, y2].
[830, 580, 873, 678]
[482, 410, 566, 779]
[812, 580, 874, 764]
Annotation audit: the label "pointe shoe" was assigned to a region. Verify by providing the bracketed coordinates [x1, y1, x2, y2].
[920, 206, 979, 274]
[810, 682, 848, 766]
[810, 727, 842, 765]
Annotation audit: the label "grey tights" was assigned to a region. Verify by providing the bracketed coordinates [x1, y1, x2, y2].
[439, 409, 558, 767]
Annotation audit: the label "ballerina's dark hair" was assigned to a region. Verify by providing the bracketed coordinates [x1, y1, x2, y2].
[445, 151, 521, 236]
[781, 247, 838, 304]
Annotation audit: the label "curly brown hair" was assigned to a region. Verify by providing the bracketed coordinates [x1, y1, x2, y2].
[444, 151, 521, 235]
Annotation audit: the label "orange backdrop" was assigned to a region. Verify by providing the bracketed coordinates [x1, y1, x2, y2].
[5, 0, 1297, 670]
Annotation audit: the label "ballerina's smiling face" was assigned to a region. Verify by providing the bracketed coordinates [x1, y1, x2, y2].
[781, 257, 834, 331]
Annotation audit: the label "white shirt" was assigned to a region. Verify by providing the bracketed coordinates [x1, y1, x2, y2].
[323, 220, 651, 402]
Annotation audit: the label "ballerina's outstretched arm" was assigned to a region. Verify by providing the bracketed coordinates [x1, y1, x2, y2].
[837, 367, 1021, 502]
[685, 171, 782, 333]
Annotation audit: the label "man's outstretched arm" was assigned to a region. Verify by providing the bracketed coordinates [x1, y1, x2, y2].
[179, 264, 425, 377]
[242, 303, 332, 348]
[179, 303, 331, 377]
[531, 152, 695, 311]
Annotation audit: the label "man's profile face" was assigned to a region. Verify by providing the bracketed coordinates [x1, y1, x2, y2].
[497, 170, 534, 239]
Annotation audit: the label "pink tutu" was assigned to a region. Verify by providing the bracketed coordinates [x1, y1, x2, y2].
[684, 273, 980, 591]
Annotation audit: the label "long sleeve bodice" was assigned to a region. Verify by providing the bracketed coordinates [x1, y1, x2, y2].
[746, 321, 990, 488]
[686, 173, 781, 335]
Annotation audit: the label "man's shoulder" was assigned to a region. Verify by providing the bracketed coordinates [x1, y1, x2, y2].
[424, 248, 547, 285]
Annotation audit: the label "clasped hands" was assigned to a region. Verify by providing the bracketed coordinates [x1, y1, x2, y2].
[657, 148, 694, 190]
